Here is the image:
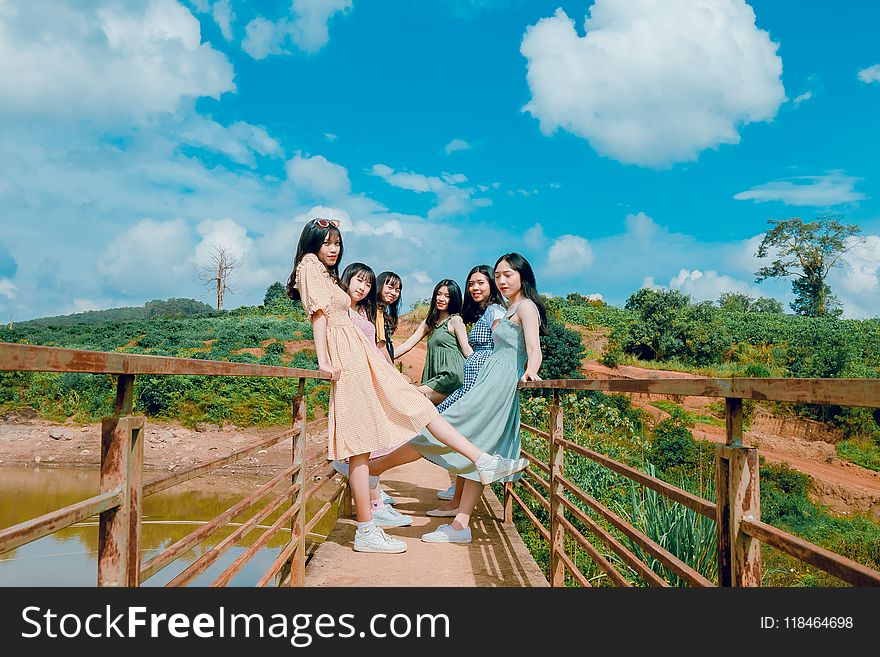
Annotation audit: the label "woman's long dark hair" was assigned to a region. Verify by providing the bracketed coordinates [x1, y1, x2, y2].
[341, 262, 377, 324]
[461, 265, 506, 325]
[425, 279, 462, 331]
[376, 271, 403, 334]
[494, 252, 548, 335]
[286, 220, 345, 301]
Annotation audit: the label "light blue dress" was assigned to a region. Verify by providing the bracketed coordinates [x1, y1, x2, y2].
[409, 305, 528, 482]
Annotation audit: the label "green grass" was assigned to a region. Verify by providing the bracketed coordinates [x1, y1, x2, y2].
[649, 400, 726, 428]
[836, 438, 880, 472]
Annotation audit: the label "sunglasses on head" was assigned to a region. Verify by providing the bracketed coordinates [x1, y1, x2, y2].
[312, 217, 340, 229]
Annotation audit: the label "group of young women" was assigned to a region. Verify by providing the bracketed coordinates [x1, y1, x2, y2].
[286, 217, 547, 554]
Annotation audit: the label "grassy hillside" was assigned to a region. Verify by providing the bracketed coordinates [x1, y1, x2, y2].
[0, 301, 326, 427]
[13, 298, 215, 328]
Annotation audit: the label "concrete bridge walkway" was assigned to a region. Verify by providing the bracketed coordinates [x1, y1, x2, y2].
[305, 457, 548, 587]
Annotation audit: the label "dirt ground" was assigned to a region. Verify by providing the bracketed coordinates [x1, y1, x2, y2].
[0, 409, 329, 479]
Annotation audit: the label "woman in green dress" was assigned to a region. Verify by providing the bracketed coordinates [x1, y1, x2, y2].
[393, 279, 469, 405]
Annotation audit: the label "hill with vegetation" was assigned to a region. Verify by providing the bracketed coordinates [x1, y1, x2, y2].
[13, 298, 215, 328]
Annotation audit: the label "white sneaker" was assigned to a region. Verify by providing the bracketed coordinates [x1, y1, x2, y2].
[371, 505, 412, 527]
[421, 524, 472, 544]
[436, 484, 455, 500]
[426, 508, 458, 517]
[353, 525, 407, 553]
[380, 488, 396, 506]
[331, 460, 379, 489]
[475, 454, 529, 485]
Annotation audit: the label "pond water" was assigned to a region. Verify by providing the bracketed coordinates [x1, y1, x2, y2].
[0, 467, 336, 587]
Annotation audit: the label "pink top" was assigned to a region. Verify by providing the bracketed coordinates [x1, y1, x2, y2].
[349, 307, 382, 352]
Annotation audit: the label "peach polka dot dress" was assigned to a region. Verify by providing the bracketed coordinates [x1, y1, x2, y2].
[295, 253, 439, 460]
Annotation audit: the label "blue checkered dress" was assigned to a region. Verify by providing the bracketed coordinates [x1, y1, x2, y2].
[436, 304, 503, 413]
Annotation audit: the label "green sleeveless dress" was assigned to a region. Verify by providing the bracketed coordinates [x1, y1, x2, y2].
[421, 316, 465, 395]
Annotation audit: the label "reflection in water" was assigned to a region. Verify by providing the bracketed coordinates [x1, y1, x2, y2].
[0, 467, 339, 586]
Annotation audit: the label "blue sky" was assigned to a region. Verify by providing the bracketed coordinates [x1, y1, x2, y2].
[1, 0, 879, 321]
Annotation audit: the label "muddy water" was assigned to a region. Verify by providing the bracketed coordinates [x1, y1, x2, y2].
[0, 467, 339, 587]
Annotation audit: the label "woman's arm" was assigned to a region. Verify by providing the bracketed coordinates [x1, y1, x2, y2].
[449, 316, 473, 358]
[393, 321, 427, 359]
[311, 311, 341, 381]
[518, 302, 543, 382]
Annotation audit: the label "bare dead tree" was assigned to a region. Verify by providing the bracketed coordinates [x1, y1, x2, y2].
[197, 245, 240, 311]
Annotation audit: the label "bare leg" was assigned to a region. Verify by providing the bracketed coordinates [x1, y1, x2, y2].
[436, 475, 465, 512]
[367, 443, 423, 476]
[423, 415, 483, 463]
[370, 416, 484, 475]
[348, 453, 373, 522]
[450, 478, 484, 531]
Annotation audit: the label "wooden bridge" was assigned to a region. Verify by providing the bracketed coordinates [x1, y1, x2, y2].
[1, 342, 879, 587]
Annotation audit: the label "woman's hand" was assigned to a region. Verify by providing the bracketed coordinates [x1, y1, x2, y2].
[520, 370, 542, 383]
[320, 363, 342, 382]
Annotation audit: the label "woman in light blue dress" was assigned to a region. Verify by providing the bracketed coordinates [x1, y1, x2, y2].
[432, 265, 507, 509]
[364, 253, 547, 544]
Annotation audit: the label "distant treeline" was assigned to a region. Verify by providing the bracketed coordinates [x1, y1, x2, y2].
[13, 298, 215, 328]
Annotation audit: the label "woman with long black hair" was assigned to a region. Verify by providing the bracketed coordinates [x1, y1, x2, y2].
[375, 271, 402, 365]
[393, 279, 469, 405]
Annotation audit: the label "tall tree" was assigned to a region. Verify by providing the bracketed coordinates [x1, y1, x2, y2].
[754, 215, 861, 317]
[197, 245, 240, 311]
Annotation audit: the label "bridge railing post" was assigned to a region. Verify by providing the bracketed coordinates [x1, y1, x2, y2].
[98, 374, 144, 587]
[549, 390, 565, 587]
[716, 397, 761, 587]
[286, 378, 307, 587]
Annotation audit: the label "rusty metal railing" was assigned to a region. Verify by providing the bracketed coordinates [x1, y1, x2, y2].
[507, 378, 880, 587]
[0, 343, 336, 587]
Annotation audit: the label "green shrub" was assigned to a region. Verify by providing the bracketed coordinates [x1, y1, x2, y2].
[836, 439, 880, 472]
[647, 413, 698, 473]
[539, 318, 586, 380]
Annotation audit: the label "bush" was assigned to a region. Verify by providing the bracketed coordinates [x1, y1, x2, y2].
[600, 341, 623, 368]
[647, 412, 699, 473]
[539, 318, 586, 380]
[760, 462, 814, 527]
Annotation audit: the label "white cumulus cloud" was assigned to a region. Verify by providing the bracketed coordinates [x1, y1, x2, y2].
[520, 0, 785, 168]
[445, 138, 471, 154]
[212, 0, 234, 40]
[242, 0, 351, 58]
[0, 0, 235, 125]
[0, 279, 15, 299]
[792, 91, 813, 107]
[734, 172, 867, 206]
[97, 218, 193, 296]
[668, 268, 751, 302]
[287, 152, 352, 200]
[858, 64, 880, 84]
[545, 235, 594, 277]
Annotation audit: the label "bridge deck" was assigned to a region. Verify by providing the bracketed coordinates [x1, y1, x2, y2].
[306, 458, 548, 587]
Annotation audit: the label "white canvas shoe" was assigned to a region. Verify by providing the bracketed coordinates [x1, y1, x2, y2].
[371, 505, 413, 527]
[421, 524, 472, 544]
[379, 488, 396, 506]
[353, 525, 407, 553]
[475, 454, 529, 485]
